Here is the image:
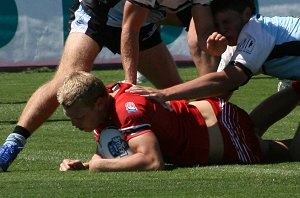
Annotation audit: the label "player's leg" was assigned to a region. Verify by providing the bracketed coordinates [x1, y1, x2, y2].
[19, 33, 100, 132]
[0, 1, 102, 171]
[187, 18, 220, 76]
[259, 138, 291, 163]
[135, 22, 182, 89]
[250, 83, 300, 137]
[138, 42, 182, 89]
[188, 28, 221, 76]
[171, 7, 209, 75]
[264, 122, 300, 162]
[289, 124, 300, 161]
[0, 32, 101, 172]
[161, 7, 220, 77]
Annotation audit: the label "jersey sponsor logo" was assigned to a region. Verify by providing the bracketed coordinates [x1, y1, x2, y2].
[125, 102, 138, 113]
[237, 36, 255, 54]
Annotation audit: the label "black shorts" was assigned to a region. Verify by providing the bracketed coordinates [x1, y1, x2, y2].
[176, 6, 192, 31]
[69, 0, 162, 54]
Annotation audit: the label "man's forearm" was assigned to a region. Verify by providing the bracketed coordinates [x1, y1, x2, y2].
[88, 153, 164, 172]
[121, 30, 140, 84]
[161, 71, 235, 101]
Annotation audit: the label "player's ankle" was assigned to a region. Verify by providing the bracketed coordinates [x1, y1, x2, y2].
[5, 133, 26, 148]
[13, 125, 31, 139]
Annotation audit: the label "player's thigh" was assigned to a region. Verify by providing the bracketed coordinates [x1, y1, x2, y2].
[56, 32, 101, 79]
[138, 43, 182, 88]
[139, 43, 174, 68]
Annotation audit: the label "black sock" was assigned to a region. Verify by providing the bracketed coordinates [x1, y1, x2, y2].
[13, 125, 31, 139]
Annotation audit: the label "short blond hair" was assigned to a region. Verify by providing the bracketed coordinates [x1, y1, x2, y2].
[57, 71, 108, 108]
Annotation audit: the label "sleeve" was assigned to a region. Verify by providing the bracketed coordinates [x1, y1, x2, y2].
[217, 46, 236, 72]
[115, 93, 153, 141]
[231, 17, 276, 75]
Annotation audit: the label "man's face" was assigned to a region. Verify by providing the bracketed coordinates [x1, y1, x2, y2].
[214, 9, 247, 46]
[64, 100, 106, 132]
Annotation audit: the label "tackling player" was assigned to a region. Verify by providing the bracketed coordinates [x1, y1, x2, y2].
[127, 0, 300, 104]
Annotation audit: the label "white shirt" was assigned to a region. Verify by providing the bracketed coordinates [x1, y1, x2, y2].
[231, 15, 300, 80]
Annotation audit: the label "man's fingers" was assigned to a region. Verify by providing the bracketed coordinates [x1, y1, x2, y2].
[59, 159, 82, 171]
[127, 86, 156, 95]
[59, 161, 71, 172]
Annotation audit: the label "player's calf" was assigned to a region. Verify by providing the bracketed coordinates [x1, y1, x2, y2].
[290, 124, 300, 161]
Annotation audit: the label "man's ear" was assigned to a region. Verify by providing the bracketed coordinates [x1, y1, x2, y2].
[95, 96, 107, 110]
[241, 7, 253, 22]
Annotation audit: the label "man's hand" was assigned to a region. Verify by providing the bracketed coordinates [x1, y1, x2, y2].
[127, 86, 166, 103]
[207, 32, 228, 56]
[59, 159, 86, 172]
[126, 86, 174, 111]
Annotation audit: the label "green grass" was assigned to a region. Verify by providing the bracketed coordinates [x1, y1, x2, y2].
[0, 67, 299, 197]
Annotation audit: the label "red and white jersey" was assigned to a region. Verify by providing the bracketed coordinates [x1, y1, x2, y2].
[95, 83, 262, 166]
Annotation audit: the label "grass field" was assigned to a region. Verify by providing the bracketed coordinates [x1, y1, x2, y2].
[0, 67, 299, 197]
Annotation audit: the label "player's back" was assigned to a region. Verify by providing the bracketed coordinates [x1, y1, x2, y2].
[114, 88, 210, 165]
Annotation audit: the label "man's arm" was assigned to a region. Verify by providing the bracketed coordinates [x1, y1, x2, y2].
[121, 1, 150, 84]
[127, 63, 249, 102]
[161, 64, 249, 100]
[60, 159, 89, 171]
[60, 132, 165, 172]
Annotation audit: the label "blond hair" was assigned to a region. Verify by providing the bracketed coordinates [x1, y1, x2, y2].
[57, 71, 108, 108]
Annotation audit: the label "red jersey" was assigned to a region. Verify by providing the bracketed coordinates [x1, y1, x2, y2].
[95, 83, 262, 166]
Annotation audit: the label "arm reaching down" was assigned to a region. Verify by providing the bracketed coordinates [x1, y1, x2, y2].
[121, 1, 150, 84]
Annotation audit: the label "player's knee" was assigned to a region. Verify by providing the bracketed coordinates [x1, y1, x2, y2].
[289, 141, 300, 161]
[187, 36, 199, 56]
[290, 152, 300, 161]
[263, 140, 290, 162]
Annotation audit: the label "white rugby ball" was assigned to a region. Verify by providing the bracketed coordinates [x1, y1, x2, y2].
[97, 127, 132, 159]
